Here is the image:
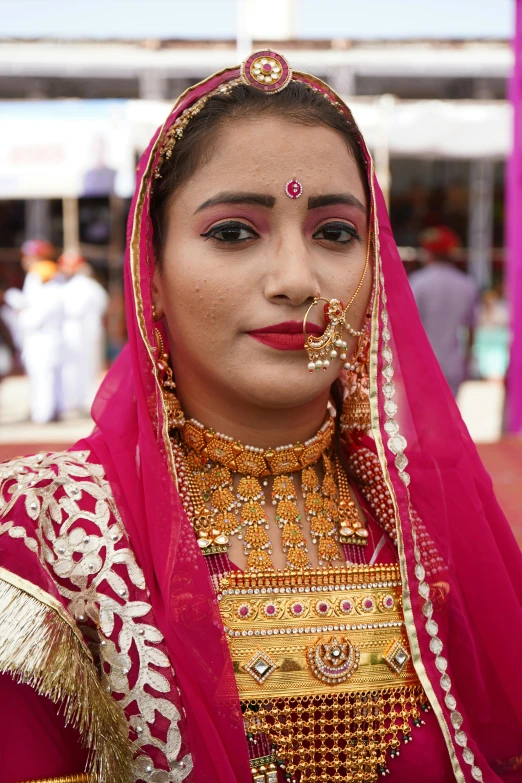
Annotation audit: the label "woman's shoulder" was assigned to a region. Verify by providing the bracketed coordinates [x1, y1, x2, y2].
[0, 448, 116, 585]
[0, 447, 193, 781]
[0, 448, 134, 782]
[0, 446, 144, 606]
[0, 447, 109, 496]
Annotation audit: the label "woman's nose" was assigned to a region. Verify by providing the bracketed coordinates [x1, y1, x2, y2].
[263, 238, 318, 307]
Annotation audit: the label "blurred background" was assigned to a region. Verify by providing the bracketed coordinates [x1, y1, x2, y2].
[0, 0, 521, 537]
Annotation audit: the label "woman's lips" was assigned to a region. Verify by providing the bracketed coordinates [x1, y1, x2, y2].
[247, 320, 323, 351]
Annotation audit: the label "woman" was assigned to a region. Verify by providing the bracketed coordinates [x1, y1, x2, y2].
[1, 51, 521, 783]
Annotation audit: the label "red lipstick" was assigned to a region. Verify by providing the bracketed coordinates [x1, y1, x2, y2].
[248, 320, 323, 351]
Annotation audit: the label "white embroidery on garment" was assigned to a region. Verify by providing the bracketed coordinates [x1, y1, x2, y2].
[0, 451, 193, 783]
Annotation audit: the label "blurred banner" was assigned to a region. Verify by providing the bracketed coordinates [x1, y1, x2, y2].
[131, 97, 511, 161]
[508, 0, 522, 433]
[0, 96, 511, 203]
[0, 100, 134, 199]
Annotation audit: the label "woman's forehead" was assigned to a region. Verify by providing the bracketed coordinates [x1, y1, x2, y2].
[177, 117, 366, 201]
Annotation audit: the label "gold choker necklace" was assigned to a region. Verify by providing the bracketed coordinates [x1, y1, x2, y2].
[173, 408, 369, 571]
[179, 408, 335, 476]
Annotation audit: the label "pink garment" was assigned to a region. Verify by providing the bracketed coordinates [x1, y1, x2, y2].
[0, 675, 88, 783]
[64, 62, 522, 783]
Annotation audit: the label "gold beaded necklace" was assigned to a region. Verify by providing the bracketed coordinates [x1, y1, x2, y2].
[174, 407, 369, 571]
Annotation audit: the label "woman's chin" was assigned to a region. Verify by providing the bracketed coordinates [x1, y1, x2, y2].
[224, 362, 339, 410]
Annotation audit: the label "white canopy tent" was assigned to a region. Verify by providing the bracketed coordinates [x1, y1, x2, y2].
[0, 97, 510, 202]
[129, 97, 512, 162]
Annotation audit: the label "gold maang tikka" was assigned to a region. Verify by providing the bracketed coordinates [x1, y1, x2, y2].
[303, 227, 372, 373]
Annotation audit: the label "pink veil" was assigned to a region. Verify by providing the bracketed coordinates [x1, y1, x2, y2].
[79, 63, 522, 782]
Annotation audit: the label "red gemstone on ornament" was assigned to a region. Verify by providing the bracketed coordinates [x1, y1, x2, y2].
[285, 179, 303, 199]
[263, 63, 272, 72]
[324, 301, 344, 324]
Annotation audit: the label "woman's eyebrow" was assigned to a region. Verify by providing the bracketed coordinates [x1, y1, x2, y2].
[307, 193, 367, 214]
[194, 192, 276, 213]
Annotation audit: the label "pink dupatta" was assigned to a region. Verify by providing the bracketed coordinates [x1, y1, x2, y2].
[82, 62, 522, 782]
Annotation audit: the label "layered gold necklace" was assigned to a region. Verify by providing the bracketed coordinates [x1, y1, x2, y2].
[173, 407, 369, 571]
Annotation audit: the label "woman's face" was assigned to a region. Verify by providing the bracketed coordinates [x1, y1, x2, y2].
[153, 116, 371, 414]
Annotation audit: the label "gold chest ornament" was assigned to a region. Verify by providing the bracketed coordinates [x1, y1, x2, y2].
[218, 565, 428, 783]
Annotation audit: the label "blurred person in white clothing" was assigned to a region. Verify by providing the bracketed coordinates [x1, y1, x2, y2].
[1, 287, 24, 359]
[58, 252, 109, 414]
[410, 226, 479, 397]
[20, 239, 57, 300]
[20, 260, 64, 423]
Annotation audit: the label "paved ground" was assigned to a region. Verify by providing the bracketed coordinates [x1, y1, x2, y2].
[1, 375, 520, 545]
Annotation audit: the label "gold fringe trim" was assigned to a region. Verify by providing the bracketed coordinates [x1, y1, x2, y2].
[0, 568, 134, 783]
[17, 775, 92, 783]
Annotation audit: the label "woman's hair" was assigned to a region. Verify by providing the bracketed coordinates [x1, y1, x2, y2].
[150, 80, 369, 264]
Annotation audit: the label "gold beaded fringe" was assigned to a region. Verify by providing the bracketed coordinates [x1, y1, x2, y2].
[243, 686, 427, 783]
[0, 574, 134, 783]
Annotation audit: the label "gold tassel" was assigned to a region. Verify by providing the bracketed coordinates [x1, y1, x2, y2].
[0, 570, 134, 783]
[341, 329, 371, 436]
[340, 384, 371, 434]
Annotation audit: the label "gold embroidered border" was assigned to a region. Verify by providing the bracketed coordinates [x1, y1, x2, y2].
[0, 568, 133, 783]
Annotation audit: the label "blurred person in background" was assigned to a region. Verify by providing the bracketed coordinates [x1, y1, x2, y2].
[473, 282, 509, 380]
[409, 225, 478, 396]
[20, 238, 56, 300]
[0, 288, 17, 380]
[19, 258, 63, 423]
[81, 136, 116, 197]
[1, 51, 522, 783]
[58, 251, 109, 414]
[0, 286, 24, 364]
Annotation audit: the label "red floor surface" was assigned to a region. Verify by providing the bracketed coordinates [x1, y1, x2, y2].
[476, 438, 522, 547]
[0, 443, 71, 462]
[1, 439, 521, 544]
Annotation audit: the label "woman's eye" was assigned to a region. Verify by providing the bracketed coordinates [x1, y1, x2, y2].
[313, 222, 360, 244]
[200, 222, 259, 243]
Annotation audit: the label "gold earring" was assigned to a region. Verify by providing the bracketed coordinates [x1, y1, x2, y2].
[154, 328, 184, 430]
[340, 328, 371, 436]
